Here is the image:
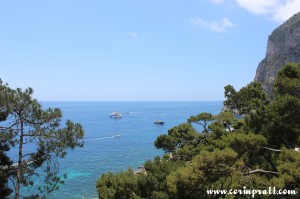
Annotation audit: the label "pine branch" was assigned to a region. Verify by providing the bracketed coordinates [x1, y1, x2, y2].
[241, 169, 278, 175]
[262, 147, 281, 152]
[0, 125, 21, 132]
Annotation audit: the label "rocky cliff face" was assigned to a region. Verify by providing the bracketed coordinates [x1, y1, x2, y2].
[254, 12, 300, 95]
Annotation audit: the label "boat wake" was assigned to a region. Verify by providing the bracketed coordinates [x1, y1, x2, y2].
[85, 135, 121, 141]
[124, 111, 141, 115]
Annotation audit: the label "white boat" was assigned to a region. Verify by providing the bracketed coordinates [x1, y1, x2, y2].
[110, 110, 122, 118]
[154, 120, 164, 125]
[154, 109, 164, 125]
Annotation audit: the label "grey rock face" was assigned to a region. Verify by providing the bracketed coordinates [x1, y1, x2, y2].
[254, 12, 300, 95]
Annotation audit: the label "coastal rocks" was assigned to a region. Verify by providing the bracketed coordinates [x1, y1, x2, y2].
[254, 12, 300, 95]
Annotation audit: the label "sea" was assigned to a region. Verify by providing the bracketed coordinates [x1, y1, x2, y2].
[8, 101, 223, 199]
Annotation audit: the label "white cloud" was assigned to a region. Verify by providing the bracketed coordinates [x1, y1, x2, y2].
[234, 0, 300, 22]
[235, 0, 279, 15]
[128, 32, 138, 37]
[191, 17, 235, 32]
[115, 31, 139, 38]
[272, 0, 300, 22]
[209, 0, 225, 4]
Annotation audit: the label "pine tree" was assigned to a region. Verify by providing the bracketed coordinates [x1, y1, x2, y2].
[0, 81, 85, 199]
[0, 80, 13, 198]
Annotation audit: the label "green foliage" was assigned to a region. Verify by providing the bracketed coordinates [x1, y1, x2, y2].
[97, 169, 138, 199]
[264, 95, 300, 148]
[0, 80, 85, 198]
[137, 157, 184, 198]
[241, 64, 300, 149]
[212, 110, 237, 133]
[214, 132, 267, 154]
[96, 172, 117, 199]
[274, 63, 300, 98]
[225, 63, 300, 149]
[224, 82, 269, 115]
[97, 63, 300, 199]
[188, 112, 214, 133]
[154, 134, 176, 154]
[232, 118, 245, 131]
[215, 111, 236, 125]
[96, 159, 184, 199]
[167, 148, 238, 199]
[224, 84, 237, 110]
[151, 191, 169, 199]
[244, 99, 270, 134]
[271, 148, 300, 194]
[154, 123, 201, 160]
[0, 141, 13, 198]
[0, 80, 13, 198]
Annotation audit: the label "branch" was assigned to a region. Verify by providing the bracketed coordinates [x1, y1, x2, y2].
[22, 153, 37, 159]
[23, 133, 40, 137]
[194, 121, 205, 127]
[23, 118, 46, 127]
[262, 147, 281, 152]
[281, 134, 292, 149]
[261, 153, 278, 174]
[241, 169, 278, 175]
[0, 122, 19, 130]
[8, 176, 16, 192]
[23, 133, 57, 139]
[0, 127, 21, 131]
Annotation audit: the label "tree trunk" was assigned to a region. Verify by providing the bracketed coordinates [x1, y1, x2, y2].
[15, 120, 24, 199]
[281, 134, 292, 149]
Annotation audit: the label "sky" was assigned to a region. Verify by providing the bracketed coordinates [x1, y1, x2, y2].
[0, 0, 299, 101]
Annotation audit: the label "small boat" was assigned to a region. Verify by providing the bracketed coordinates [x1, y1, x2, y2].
[109, 110, 122, 119]
[113, 135, 121, 138]
[154, 109, 164, 125]
[154, 120, 164, 125]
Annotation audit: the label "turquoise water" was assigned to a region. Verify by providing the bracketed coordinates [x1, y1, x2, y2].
[11, 101, 222, 198]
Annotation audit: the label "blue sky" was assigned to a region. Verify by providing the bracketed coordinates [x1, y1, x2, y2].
[0, 0, 299, 101]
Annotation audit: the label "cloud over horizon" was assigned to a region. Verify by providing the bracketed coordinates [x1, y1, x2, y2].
[191, 17, 235, 32]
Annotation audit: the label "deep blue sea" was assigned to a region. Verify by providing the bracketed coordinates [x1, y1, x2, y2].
[10, 101, 222, 199]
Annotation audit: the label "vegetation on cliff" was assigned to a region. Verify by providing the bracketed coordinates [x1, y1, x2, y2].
[255, 12, 300, 95]
[97, 63, 300, 199]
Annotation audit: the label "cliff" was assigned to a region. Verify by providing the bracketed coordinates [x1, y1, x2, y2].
[254, 12, 300, 95]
